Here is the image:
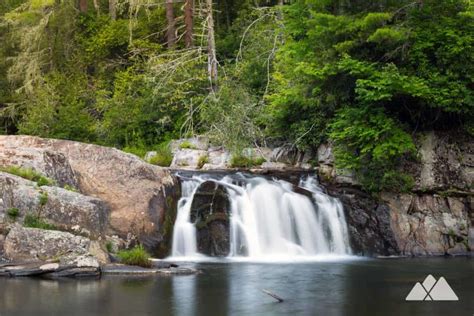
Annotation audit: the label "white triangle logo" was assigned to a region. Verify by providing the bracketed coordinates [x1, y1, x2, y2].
[405, 275, 459, 301]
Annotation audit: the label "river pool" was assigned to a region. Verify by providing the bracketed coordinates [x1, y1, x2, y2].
[0, 257, 472, 316]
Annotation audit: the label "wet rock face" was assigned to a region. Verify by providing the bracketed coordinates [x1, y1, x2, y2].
[190, 181, 230, 256]
[328, 186, 400, 256]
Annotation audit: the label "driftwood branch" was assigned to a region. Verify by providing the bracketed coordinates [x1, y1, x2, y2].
[261, 289, 284, 303]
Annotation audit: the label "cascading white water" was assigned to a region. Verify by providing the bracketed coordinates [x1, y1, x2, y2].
[171, 178, 203, 257]
[170, 173, 351, 259]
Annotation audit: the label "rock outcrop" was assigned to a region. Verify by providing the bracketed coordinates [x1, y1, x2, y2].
[190, 181, 230, 256]
[0, 135, 180, 256]
[165, 136, 313, 170]
[0, 172, 107, 238]
[3, 226, 106, 263]
[415, 131, 473, 191]
[383, 193, 470, 256]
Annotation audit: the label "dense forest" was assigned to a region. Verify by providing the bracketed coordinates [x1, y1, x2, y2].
[0, 0, 472, 191]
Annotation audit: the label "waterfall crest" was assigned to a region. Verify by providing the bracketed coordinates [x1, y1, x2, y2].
[171, 173, 352, 259]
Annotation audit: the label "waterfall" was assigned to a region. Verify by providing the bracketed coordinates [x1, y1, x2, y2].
[170, 173, 352, 259]
[171, 178, 203, 257]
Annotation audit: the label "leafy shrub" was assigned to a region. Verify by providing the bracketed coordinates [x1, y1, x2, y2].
[230, 155, 266, 168]
[0, 166, 54, 186]
[148, 143, 173, 167]
[23, 214, 57, 230]
[6, 208, 19, 220]
[117, 245, 152, 268]
[179, 141, 196, 149]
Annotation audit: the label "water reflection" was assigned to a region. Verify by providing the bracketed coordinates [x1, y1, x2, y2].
[0, 259, 472, 316]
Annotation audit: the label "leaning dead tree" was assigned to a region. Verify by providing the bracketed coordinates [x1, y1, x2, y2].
[206, 0, 218, 91]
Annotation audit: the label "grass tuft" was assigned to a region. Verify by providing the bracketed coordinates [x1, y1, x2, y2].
[0, 166, 55, 186]
[117, 245, 152, 268]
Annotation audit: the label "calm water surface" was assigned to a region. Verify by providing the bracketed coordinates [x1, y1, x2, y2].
[0, 258, 472, 316]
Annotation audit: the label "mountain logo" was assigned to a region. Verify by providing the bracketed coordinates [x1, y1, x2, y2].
[405, 275, 459, 301]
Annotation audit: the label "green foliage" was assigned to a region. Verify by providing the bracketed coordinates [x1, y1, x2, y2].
[123, 145, 148, 159]
[23, 213, 56, 230]
[230, 155, 266, 168]
[117, 245, 152, 268]
[148, 142, 173, 167]
[329, 106, 416, 191]
[0, 166, 54, 186]
[268, 0, 473, 191]
[0, 0, 472, 194]
[6, 207, 20, 220]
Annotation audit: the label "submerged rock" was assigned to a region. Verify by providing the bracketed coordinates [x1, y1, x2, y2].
[190, 181, 231, 256]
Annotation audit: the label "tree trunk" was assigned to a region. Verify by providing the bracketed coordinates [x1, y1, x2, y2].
[79, 0, 87, 12]
[206, 0, 218, 91]
[278, 0, 284, 5]
[92, 0, 99, 14]
[166, 0, 177, 48]
[109, 0, 117, 20]
[184, 0, 194, 48]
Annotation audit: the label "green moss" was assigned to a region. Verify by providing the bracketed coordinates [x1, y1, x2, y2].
[39, 191, 48, 206]
[179, 141, 197, 149]
[23, 213, 57, 230]
[63, 184, 78, 192]
[0, 166, 55, 186]
[230, 155, 266, 168]
[197, 155, 209, 169]
[117, 245, 152, 268]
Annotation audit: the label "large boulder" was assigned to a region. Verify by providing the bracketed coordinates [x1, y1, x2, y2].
[0, 172, 107, 238]
[0, 136, 179, 256]
[3, 226, 107, 263]
[171, 149, 208, 169]
[190, 181, 230, 256]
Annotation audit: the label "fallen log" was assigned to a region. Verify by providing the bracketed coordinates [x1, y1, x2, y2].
[261, 289, 284, 303]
